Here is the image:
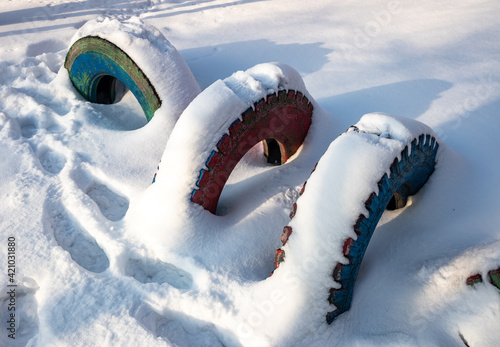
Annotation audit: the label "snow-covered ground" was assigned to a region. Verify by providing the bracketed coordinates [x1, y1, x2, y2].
[1, 0, 500, 346]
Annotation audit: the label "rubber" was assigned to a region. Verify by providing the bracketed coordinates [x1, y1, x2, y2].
[328, 132, 438, 323]
[274, 128, 439, 324]
[489, 268, 500, 289]
[65, 36, 161, 121]
[467, 267, 500, 290]
[191, 90, 313, 214]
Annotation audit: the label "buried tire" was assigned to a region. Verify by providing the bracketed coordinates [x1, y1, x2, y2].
[325, 131, 438, 323]
[65, 36, 161, 121]
[191, 89, 313, 214]
[272, 114, 440, 324]
[150, 63, 315, 215]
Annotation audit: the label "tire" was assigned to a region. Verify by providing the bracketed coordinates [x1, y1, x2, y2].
[273, 117, 439, 324]
[65, 36, 161, 121]
[191, 89, 313, 214]
[490, 268, 500, 289]
[326, 132, 438, 323]
[467, 267, 500, 289]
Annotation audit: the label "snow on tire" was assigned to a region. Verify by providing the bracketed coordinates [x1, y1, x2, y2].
[271, 113, 440, 325]
[191, 89, 313, 213]
[151, 63, 315, 214]
[65, 36, 161, 121]
[64, 17, 200, 122]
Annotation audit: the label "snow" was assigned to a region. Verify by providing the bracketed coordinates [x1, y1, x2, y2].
[1, 0, 500, 346]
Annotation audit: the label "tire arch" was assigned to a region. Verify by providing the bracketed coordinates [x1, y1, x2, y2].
[272, 123, 439, 324]
[65, 36, 161, 121]
[191, 89, 313, 214]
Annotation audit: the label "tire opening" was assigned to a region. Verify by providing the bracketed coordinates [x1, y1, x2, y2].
[92, 77, 148, 130]
[95, 75, 117, 104]
[386, 184, 410, 211]
[264, 139, 284, 165]
[386, 194, 398, 210]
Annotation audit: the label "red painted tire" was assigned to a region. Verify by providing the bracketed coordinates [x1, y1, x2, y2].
[191, 89, 313, 213]
[150, 63, 314, 216]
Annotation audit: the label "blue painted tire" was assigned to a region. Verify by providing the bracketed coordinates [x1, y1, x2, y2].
[326, 131, 439, 323]
[64, 36, 161, 121]
[274, 127, 439, 324]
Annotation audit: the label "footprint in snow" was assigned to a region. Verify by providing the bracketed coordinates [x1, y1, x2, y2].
[11, 115, 68, 174]
[17, 109, 67, 139]
[19, 118, 38, 139]
[124, 256, 193, 290]
[37, 146, 67, 174]
[71, 167, 130, 221]
[85, 181, 129, 221]
[72, 169, 129, 222]
[133, 303, 232, 347]
[0, 278, 40, 347]
[44, 194, 109, 273]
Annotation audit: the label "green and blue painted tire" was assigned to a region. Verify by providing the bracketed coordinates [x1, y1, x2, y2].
[64, 36, 161, 121]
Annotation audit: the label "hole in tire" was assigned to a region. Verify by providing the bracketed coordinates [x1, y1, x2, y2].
[386, 184, 410, 210]
[113, 79, 128, 103]
[92, 77, 147, 130]
[386, 195, 398, 210]
[264, 139, 282, 165]
[95, 75, 117, 104]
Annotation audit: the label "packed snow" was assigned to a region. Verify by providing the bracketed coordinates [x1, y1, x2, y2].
[1, 1, 500, 346]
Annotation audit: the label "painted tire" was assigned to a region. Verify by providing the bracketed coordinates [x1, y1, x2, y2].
[326, 132, 438, 323]
[274, 122, 439, 324]
[467, 267, 500, 289]
[191, 90, 313, 214]
[490, 268, 500, 289]
[64, 36, 161, 121]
